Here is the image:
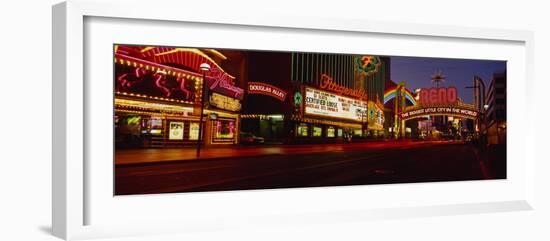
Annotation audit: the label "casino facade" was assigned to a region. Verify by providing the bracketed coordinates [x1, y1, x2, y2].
[113, 45, 390, 148]
[241, 52, 389, 143]
[114, 45, 245, 148]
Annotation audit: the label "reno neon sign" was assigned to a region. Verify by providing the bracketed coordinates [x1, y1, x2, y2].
[418, 87, 457, 105]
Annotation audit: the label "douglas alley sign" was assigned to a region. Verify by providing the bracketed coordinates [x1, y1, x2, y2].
[248, 82, 287, 101]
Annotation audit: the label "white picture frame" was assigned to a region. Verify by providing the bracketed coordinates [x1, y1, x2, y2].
[52, 0, 535, 240]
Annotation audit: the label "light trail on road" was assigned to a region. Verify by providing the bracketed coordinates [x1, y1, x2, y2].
[115, 141, 493, 195]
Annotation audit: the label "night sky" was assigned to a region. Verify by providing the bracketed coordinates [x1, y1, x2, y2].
[390, 56, 506, 104]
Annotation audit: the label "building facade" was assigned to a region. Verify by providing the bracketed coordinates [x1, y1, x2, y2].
[241, 52, 390, 143]
[113, 45, 244, 149]
[485, 71, 507, 145]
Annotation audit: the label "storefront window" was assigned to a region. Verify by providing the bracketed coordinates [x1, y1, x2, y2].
[118, 115, 141, 135]
[115, 115, 143, 148]
[354, 129, 362, 136]
[213, 118, 236, 142]
[169, 122, 184, 140]
[147, 117, 163, 135]
[313, 126, 322, 137]
[189, 122, 199, 140]
[327, 127, 336, 138]
[337, 128, 343, 137]
[150, 117, 163, 129]
[297, 123, 309, 137]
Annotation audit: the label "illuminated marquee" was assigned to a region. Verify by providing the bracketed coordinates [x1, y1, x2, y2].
[209, 92, 242, 112]
[305, 87, 367, 121]
[418, 87, 457, 105]
[248, 82, 287, 101]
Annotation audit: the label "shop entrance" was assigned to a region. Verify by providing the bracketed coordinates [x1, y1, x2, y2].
[259, 115, 284, 142]
[241, 114, 285, 143]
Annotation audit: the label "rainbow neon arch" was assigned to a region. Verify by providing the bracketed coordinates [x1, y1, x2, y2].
[383, 87, 417, 105]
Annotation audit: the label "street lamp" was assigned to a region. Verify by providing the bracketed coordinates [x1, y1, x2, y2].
[483, 104, 490, 144]
[465, 76, 487, 146]
[196, 63, 211, 157]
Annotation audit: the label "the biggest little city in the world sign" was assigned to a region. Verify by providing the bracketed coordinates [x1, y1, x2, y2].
[400, 106, 479, 120]
[400, 86, 479, 120]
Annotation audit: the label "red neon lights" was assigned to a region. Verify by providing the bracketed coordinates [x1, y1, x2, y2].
[117, 67, 145, 89]
[319, 74, 368, 100]
[418, 87, 457, 105]
[248, 82, 287, 101]
[207, 66, 245, 99]
[154, 72, 171, 97]
[177, 77, 191, 99]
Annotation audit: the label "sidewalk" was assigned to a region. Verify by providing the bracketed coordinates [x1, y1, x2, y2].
[115, 140, 449, 166]
[116, 146, 283, 165]
[116, 143, 362, 166]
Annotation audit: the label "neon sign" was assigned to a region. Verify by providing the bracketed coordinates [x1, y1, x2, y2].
[355, 56, 381, 76]
[305, 87, 367, 121]
[248, 82, 287, 101]
[319, 74, 368, 100]
[400, 107, 478, 120]
[418, 87, 457, 105]
[207, 66, 244, 100]
[209, 93, 242, 112]
[116, 67, 194, 101]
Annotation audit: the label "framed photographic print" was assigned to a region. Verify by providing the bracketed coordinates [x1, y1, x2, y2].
[53, 0, 535, 240]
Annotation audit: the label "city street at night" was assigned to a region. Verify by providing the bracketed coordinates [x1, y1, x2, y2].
[115, 140, 499, 195]
[113, 45, 507, 195]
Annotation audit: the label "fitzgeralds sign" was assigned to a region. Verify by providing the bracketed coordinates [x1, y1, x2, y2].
[248, 82, 287, 101]
[319, 74, 368, 100]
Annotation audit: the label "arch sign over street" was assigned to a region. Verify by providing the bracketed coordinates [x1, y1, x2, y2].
[397, 86, 479, 121]
[399, 106, 479, 120]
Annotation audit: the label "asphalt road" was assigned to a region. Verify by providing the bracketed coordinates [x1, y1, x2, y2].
[115, 141, 493, 195]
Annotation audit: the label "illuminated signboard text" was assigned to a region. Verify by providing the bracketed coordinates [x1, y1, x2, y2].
[305, 87, 367, 121]
[248, 82, 287, 101]
[400, 107, 478, 120]
[418, 87, 457, 105]
[209, 92, 242, 112]
[319, 74, 368, 100]
[208, 66, 244, 99]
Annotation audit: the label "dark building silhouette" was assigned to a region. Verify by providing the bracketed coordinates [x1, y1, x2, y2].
[486, 71, 507, 144]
